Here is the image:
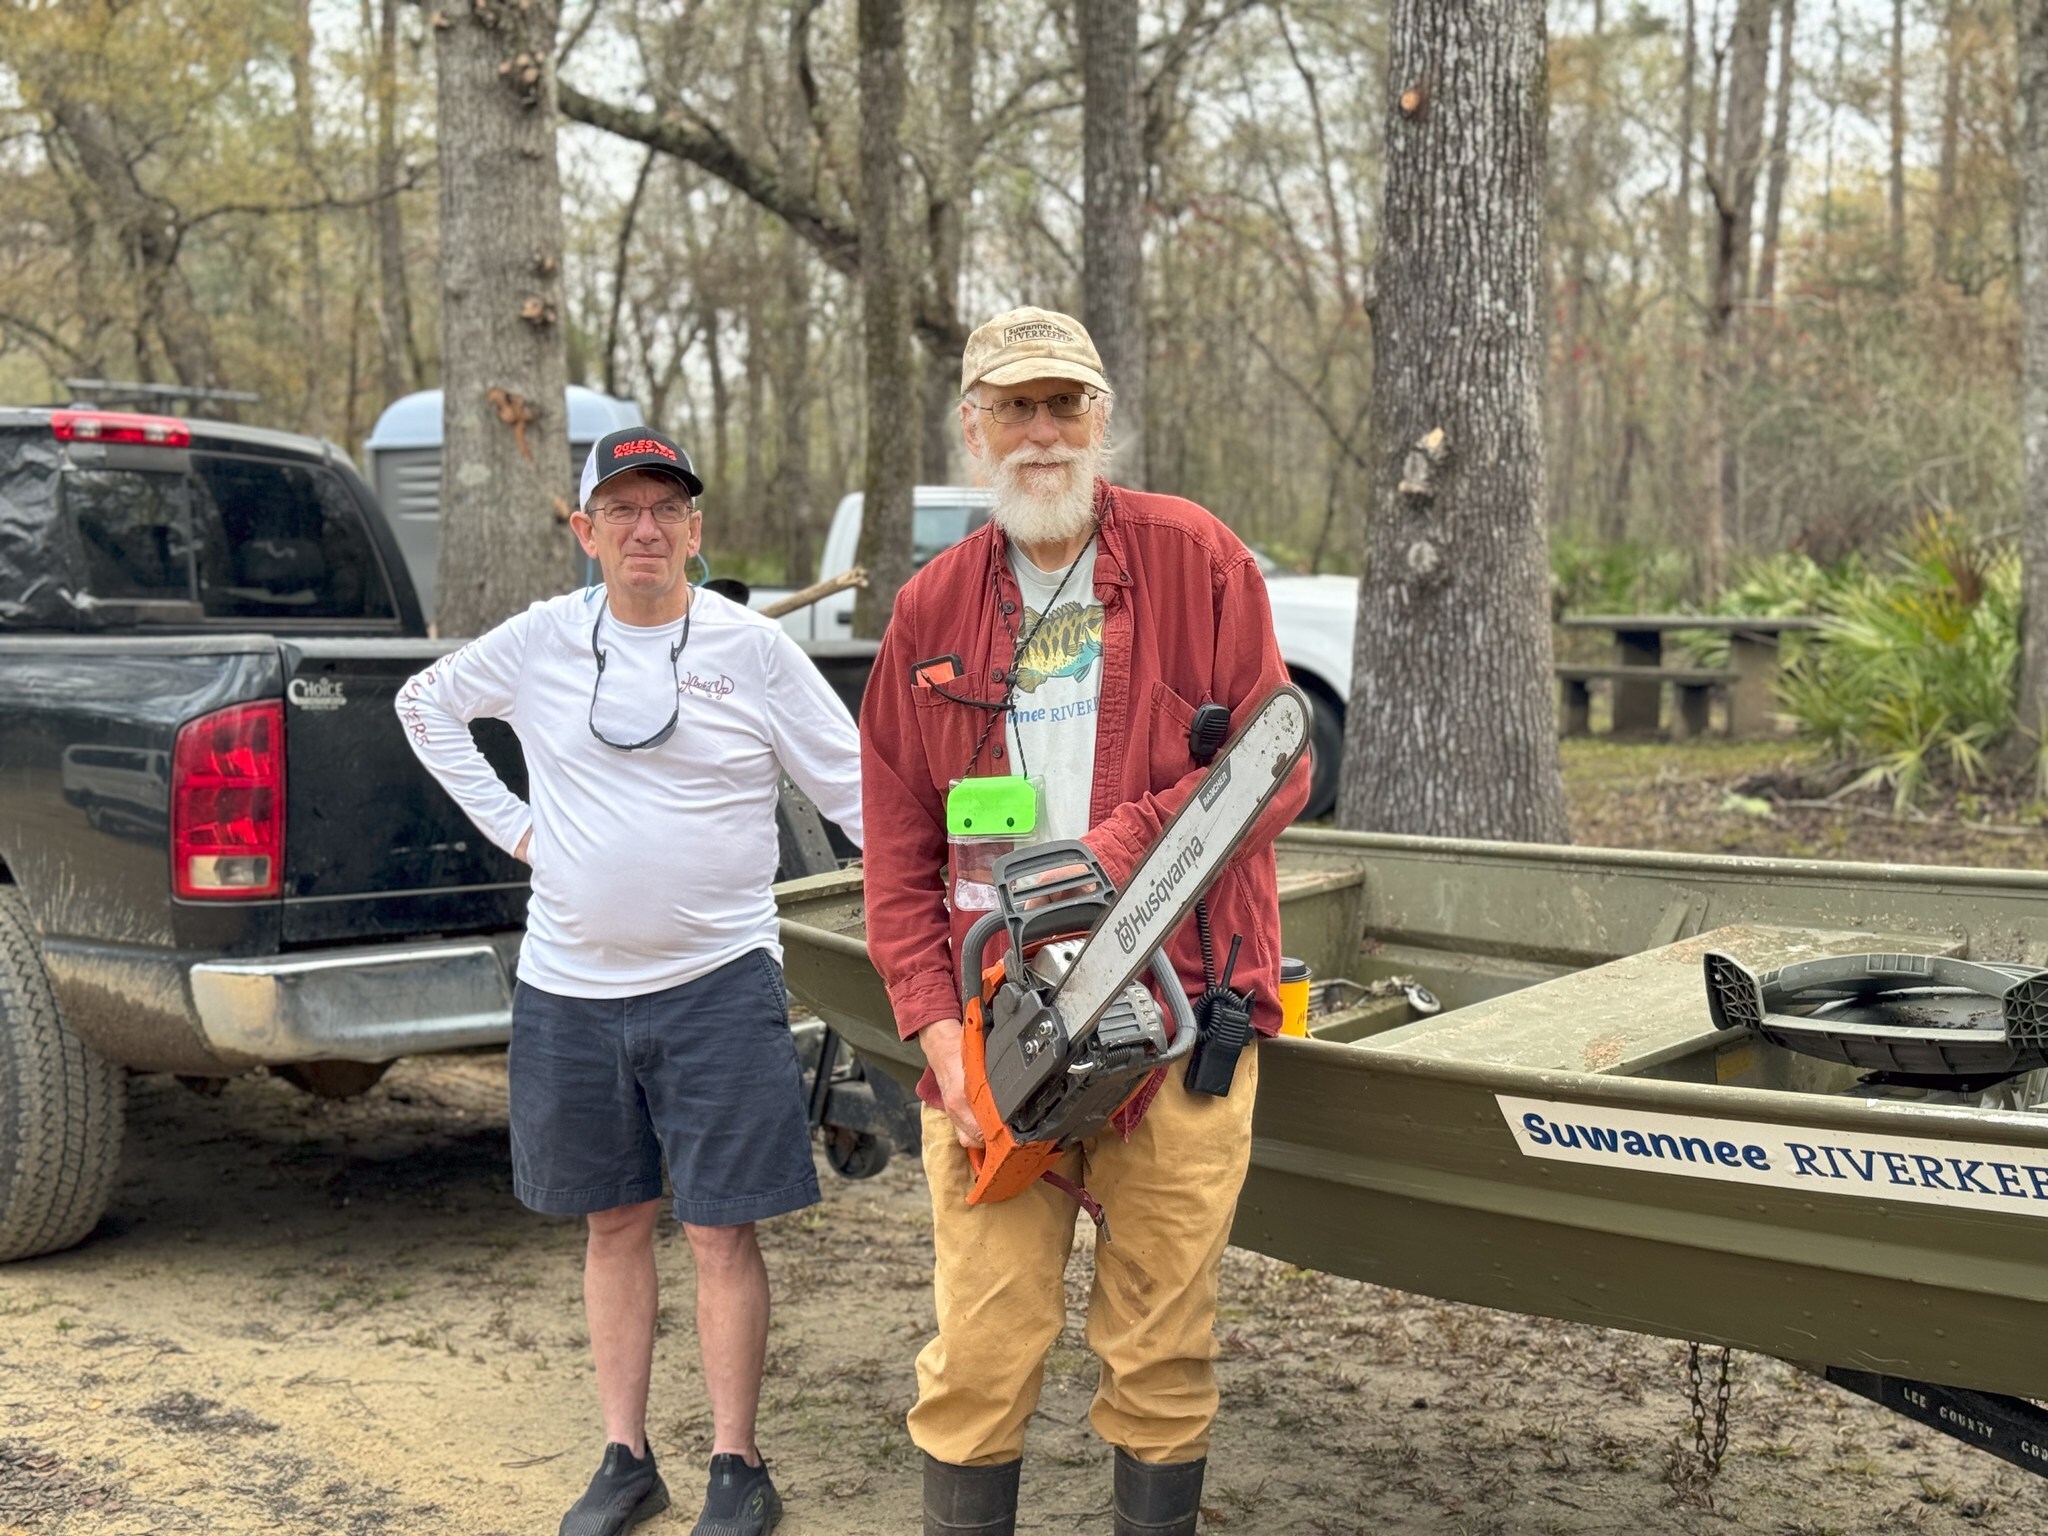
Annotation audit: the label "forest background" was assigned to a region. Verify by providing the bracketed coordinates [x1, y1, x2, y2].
[0, 0, 2009, 600]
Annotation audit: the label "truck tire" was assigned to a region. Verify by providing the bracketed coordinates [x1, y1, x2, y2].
[0, 886, 125, 1262]
[1296, 679, 1346, 822]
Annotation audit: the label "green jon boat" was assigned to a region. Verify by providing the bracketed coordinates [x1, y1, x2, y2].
[775, 829, 2048, 1460]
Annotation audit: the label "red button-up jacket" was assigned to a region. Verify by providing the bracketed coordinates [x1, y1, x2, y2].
[859, 479, 1310, 1119]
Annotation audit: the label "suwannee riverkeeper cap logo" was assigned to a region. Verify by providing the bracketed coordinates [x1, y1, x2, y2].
[580, 425, 705, 505]
[960, 305, 1112, 396]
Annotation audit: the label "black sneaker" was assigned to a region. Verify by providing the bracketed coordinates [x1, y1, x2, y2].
[560, 1443, 671, 1536]
[690, 1453, 783, 1536]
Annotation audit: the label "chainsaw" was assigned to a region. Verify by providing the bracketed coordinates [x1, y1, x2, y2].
[953, 685, 1312, 1208]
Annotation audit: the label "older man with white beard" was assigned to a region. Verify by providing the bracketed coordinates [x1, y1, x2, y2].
[859, 307, 1308, 1536]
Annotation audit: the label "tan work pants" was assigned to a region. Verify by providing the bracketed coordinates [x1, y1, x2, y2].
[907, 1044, 1258, 1467]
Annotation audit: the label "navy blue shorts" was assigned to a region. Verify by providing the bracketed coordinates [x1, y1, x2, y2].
[508, 948, 821, 1226]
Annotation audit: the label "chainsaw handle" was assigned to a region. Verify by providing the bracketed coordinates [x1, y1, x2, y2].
[1151, 950, 1200, 1061]
[958, 911, 1008, 1011]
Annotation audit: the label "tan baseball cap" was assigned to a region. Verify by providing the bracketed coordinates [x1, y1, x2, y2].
[959, 305, 1111, 396]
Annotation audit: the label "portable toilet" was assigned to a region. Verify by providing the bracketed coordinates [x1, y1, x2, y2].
[363, 385, 644, 625]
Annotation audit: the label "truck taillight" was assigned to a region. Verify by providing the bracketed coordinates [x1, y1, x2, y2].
[51, 410, 192, 448]
[172, 701, 284, 900]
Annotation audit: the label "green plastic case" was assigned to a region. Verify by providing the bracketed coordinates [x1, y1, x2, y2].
[945, 775, 1039, 838]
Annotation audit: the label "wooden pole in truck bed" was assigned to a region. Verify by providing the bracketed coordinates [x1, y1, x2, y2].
[758, 566, 868, 620]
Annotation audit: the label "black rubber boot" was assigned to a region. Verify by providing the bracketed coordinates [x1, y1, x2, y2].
[922, 1454, 1020, 1536]
[1112, 1447, 1206, 1536]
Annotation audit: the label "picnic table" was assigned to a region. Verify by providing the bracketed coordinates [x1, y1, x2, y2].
[1557, 614, 1824, 737]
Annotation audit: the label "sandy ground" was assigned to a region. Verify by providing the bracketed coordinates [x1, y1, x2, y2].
[1, 1053, 2044, 1536]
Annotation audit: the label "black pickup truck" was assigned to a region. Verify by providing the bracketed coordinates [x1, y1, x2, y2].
[0, 405, 902, 1266]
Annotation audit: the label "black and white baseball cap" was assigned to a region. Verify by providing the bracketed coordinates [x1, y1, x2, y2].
[578, 426, 705, 506]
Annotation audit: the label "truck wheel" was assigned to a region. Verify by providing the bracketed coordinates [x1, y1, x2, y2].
[1297, 681, 1346, 822]
[0, 887, 125, 1262]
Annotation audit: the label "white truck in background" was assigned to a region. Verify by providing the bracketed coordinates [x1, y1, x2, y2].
[751, 487, 1357, 819]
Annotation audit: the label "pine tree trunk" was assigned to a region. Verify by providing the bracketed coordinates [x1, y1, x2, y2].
[850, 0, 918, 639]
[2016, 0, 2048, 771]
[742, 238, 768, 538]
[703, 296, 730, 497]
[923, 0, 975, 485]
[1081, 0, 1147, 488]
[1554, 0, 1603, 534]
[433, 0, 575, 638]
[1337, 0, 1568, 844]
[772, 225, 816, 581]
[1665, 0, 1699, 553]
[602, 150, 654, 400]
[771, 3, 818, 583]
[1756, 0, 1797, 308]
[374, 0, 419, 401]
[1890, 0, 1908, 275]
[290, 0, 325, 435]
[1936, 0, 1966, 281]
[1704, 0, 1771, 583]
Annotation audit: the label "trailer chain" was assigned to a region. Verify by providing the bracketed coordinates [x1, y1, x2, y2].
[1686, 1342, 1733, 1483]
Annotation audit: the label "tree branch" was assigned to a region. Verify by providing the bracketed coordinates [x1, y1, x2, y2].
[183, 164, 431, 231]
[558, 80, 968, 352]
[0, 308, 86, 368]
[1241, 325, 1373, 473]
[561, 80, 858, 276]
[557, 0, 605, 67]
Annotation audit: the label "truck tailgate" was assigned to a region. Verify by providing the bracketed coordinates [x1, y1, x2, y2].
[279, 639, 527, 946]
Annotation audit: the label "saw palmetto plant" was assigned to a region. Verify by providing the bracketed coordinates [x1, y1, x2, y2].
[1775, 512, 2022, 812]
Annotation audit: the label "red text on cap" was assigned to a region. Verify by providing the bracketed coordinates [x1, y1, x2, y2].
[612, 438, 678, 462]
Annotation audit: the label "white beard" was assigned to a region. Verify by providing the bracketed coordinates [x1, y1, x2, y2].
[988, 438, 1103, 547]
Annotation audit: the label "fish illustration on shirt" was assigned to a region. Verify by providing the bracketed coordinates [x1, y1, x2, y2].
[1013, 600, 1103, 692]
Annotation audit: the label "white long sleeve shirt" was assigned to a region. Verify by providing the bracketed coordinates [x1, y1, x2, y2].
[396, 586, 863, 998]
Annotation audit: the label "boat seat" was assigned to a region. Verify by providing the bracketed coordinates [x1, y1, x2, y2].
[1369, 923, 1965, 1078]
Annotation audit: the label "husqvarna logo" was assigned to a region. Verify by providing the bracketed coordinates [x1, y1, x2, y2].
[288, 676, 347, 711]
[1112, 834, 1206, 954]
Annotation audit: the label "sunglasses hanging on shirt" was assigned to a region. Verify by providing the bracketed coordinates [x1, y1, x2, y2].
[588, 603, 690, 751]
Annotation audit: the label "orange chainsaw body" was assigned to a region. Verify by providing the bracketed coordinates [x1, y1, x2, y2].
[961, 948, 1147, 1206]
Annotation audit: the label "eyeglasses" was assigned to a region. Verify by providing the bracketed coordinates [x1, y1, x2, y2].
[589, 500, 697, 525]
[588, 604, 691, 752]
[972, 390, 1098, 427]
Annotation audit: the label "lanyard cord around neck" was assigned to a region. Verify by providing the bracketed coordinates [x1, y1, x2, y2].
[968, 528, 1096, 779]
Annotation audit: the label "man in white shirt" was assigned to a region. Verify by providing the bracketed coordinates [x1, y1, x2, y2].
[397, 427, 861, 1536]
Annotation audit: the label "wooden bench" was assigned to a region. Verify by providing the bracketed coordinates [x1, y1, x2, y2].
[1556, 664, 1738, 739]
[1559, 615, 1821, 735]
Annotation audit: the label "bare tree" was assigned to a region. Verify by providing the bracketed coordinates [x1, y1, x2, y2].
[372, 0, 421, 401]
[2017, 0, 2048, 774]
[41, 98, 230, 401]
[769, 0, 821, 579]
[1081, 0, 1147, 487]
[851, 0, 918, 638]
[922, 0, 976, 484]
[1701, 0, 1772, 585]
[1889, 0, 1908, 276]
[1755, 0, 1797, 307]
[1338, 0, 1568, 843]
[289, 0, 325, 434]
[1665, 0, 1700, 537]
[1935, 0, 1966, 281]
[433, 0, 575, 636]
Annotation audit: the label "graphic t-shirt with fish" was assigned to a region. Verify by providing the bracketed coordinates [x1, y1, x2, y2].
[1005, 541, 1102, 841]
